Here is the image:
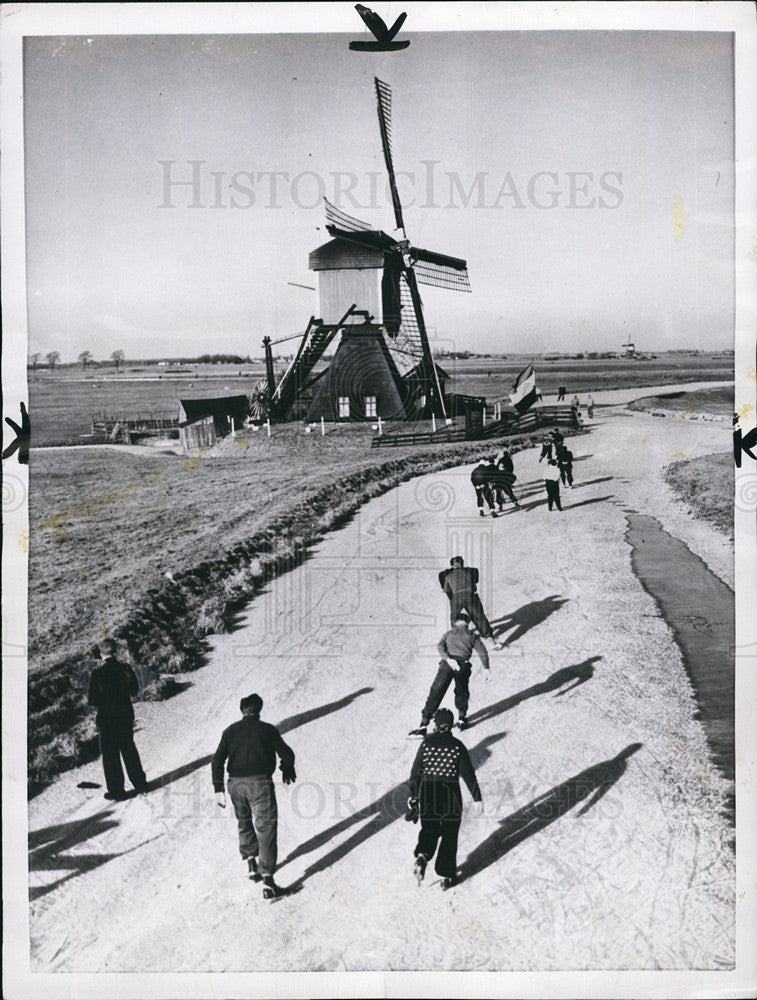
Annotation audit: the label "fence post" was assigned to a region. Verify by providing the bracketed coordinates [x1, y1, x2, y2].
[378, 416, 383, 436]
[266, 419, 271, 438]
[320, 416, 325, 437]
[432, 413, 437, 433]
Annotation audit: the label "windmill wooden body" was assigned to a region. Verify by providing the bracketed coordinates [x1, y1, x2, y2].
[265, 78, 471, 423]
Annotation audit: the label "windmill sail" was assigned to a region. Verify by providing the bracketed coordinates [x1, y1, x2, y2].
[324, 199, 373, 234]
[413, 258, 471, 292]
[374, 78, 405, 232]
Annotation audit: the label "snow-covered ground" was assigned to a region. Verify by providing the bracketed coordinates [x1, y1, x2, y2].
[27, 405, 735, 972]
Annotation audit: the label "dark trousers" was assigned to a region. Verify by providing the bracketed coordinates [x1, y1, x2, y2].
[557, 388, 566, 401]
[474, 484, 494, 511]
[99, 723, 146, 794]
[227, 775, 278, 876]
[495, 484, 518, 507]
[449, 592, 493, 639]
[545, 479, 562, 510]
[559, 463, 573, 486]
[415, 780, 463, 878]
[422, 659, 472, 724]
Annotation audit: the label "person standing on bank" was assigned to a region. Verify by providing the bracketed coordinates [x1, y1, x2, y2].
[212, 693, 296, 900]
[87, 639, 148, 800]
[587, 395, 595, 418]
[409, 612, 492, 737]
[438, 555, 501, 645]
[544, 458, 563, 511]
[406, 708, 483, 890]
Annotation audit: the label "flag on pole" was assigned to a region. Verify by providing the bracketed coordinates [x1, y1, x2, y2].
[509, 364, 538, 414]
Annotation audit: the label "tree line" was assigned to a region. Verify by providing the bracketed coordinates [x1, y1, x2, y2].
[28, 350, 126, 370]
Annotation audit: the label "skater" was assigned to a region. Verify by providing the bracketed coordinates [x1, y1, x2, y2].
[587, 396, 595, 418]
[492, 449, 520, 510]
[88, 639, 148, 800]
[557, 444, 574, 487]
[544, 458, 563, 511]
[212, 692, 296, 900]
[470, 458, 496, 517]
[557, 385, 566, 402]
[538, 434, 553, 463]
[409, 612, 492, 737]
[407, 708, 483, 890]
[438, 556, 499, 641]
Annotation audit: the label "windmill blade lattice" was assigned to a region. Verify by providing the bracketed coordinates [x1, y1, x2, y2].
[375, 78, 405, 233]
[324, 199, 373, 234]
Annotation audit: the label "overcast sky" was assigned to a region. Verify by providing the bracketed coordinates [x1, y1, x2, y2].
[24, 30, 734, 360]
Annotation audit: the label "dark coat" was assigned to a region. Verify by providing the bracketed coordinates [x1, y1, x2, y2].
[212, 716, 295, 792]
[88, 657, 139, 729]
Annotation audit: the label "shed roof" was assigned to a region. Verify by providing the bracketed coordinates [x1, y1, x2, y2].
[178, 394, 248, 424]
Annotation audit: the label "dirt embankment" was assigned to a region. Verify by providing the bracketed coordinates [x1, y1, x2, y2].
[29, 429, 573, 795]
[664, 453, 734, 538]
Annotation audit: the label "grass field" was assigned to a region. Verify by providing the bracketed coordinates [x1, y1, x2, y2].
[664, 452, 734, 537]
[27, 422, 564, 793]
[627, 385, 734, 416]
[28, 352, 733, 445]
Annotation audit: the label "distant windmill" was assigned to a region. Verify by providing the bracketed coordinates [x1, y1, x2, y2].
[623, 339, 636, 358]
[265, 77, 471, 423]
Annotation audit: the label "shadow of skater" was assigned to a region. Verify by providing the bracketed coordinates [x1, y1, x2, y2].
[457, 743, 642, 885]
[281, 731, 509, 885]
[28, 812, 160, 901]
[491, 596, 569, 645]
[151, 686, 375, 790]
[466, 657, 600, 728]
[564, 494, 613, 510]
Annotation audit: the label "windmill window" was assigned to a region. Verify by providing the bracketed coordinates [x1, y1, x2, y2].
[364, 396, 377, 418]
[338, 396, 350, 418]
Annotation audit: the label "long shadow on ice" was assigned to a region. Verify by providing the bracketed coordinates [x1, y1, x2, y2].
[491, 595, 569, 645]
[151, 685, 375, 790]
[457, 743, 642, 885]
[466, 657, 599, 729]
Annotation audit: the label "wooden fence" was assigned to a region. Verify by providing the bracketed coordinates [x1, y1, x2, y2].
[372, 405, 580, 448]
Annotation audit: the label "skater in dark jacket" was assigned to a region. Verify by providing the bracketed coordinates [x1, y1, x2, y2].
[407, 708, 483, 889]
[409, 613, 493, 736]
[556, 444, 574, 487]
[544, 459, 562, 511]
[88, 639, 148, 800]
[212, 693, 296, 899]
[492, 449, 520, 510]
[470, 459, 496, 516]
[438, 556, 498, 640]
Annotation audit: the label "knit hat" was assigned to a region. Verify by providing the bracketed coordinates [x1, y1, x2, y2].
[433, 709, 454, 731]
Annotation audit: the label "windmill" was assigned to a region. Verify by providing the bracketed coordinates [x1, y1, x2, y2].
[622, 339, 636, 358]
[265, 77, 471, 423]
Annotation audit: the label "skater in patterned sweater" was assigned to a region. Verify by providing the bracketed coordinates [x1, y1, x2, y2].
[406, 708, 483, 890]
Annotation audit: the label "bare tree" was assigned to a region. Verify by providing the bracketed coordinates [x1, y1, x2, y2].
[111, 349, 125, 370]
[29, 352, 41, 369]
[78, 350, 93, 369]
[46, 351, 61, 370]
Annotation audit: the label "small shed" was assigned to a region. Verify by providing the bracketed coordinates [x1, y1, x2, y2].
[178, 395, 249, 438]
[179, 415, 217, 453]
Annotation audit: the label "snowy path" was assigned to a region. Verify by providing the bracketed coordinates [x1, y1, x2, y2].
[28, 409, 735, 972]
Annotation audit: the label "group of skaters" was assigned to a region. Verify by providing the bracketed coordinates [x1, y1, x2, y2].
[470, 447, 520, 516]
[470, 429, 578, 515]
[86, 429, 581, 899]
[556, 385, 595, 418]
